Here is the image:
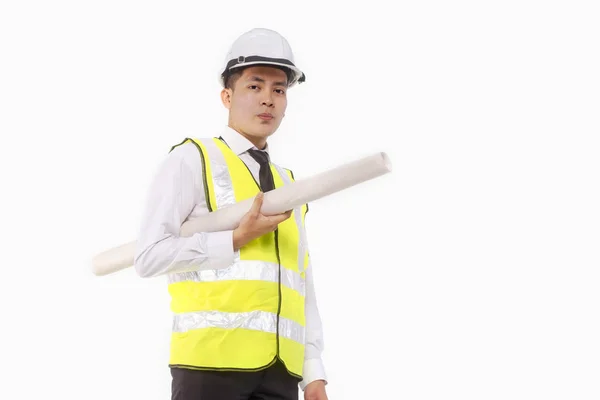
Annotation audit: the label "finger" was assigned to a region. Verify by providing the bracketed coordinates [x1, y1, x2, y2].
[250, 192, 264, 216]
[267, 212, 292, 225]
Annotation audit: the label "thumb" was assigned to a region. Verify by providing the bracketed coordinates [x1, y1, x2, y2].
[250, 192, 264, 216]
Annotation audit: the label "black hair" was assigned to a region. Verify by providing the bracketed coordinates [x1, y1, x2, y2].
[222, 64, 294, 90]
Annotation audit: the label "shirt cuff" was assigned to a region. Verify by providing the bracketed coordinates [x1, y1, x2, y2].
[299, 358, 328, 391]
[203, 230, 235, 270]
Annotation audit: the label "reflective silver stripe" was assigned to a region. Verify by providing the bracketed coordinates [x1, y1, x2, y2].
[274, 165, 308, 273]
[173, 310, 305, 344]
[279, 316, 305, 344]
[196, 138, 236, 209]
[168, 260, 305, 296]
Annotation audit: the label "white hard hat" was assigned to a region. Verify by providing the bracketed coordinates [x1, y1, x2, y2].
[220, 28, 306, 88]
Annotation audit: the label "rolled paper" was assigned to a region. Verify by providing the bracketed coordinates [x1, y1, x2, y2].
[92, 151, 392, 276]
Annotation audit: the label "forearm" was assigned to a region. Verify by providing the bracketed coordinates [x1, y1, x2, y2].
[134, 229, 235, 278]
[300, 258, 328, 390]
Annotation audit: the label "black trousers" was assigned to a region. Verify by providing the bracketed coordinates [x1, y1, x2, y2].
[171, 359, 301, 400]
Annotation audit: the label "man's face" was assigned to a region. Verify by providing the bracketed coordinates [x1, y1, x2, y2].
[222, 65, 288, 148]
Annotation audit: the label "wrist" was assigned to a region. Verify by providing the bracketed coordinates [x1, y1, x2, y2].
[232, 228, 247, 251]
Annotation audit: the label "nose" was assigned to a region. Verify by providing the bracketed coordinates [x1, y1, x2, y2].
[261, 92, 274, 108]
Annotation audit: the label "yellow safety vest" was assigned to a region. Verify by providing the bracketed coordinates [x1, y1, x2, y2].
[166, 137, 309, 379]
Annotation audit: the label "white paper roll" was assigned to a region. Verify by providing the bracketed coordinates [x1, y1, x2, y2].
[92, 151, 392, 276]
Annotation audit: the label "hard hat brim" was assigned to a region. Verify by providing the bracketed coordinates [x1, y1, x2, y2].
[220, 57, 305, 87]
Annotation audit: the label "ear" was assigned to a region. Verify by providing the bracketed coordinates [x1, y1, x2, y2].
[220, 88, 233, 109]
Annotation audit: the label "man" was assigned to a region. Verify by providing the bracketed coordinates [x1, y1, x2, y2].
[134, 28, 329, 400]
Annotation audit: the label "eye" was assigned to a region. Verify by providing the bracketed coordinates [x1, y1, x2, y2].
[249, 85, 259, 90]
[275, 89, 286, 95]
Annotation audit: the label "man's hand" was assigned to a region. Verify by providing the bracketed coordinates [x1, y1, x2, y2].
[304, 380, 328, 400]
[233, 192, 293, 250]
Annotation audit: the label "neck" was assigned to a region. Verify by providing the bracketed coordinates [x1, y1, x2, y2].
[228, 124, 267, 149]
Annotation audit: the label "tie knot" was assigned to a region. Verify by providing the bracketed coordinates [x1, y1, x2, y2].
[248, 149, 270, 166]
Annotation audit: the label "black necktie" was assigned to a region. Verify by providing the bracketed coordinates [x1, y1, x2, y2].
[247, 149, 275, 192]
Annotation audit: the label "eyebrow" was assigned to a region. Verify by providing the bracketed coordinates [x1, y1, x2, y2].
[247, 76, 287, 87]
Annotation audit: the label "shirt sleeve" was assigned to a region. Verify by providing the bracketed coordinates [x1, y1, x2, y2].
[299, 251, 328, 391]
[133, 142, 236, 278]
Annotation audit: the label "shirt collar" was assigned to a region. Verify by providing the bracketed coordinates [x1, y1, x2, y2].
[219, 126, 270, 156]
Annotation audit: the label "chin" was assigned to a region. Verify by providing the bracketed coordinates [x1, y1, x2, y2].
[254, 123, 278, 137]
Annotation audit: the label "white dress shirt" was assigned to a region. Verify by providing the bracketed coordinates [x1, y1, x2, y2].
[134, 126, 327, 390]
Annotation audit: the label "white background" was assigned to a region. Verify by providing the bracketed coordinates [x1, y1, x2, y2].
[1, 1, 599, 399]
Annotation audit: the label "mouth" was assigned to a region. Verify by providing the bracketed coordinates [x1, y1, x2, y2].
[257, 113, 274, 120]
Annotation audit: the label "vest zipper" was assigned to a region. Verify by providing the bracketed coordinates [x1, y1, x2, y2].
[274, 228, 282, 359]
[236, 155, 283, 360]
